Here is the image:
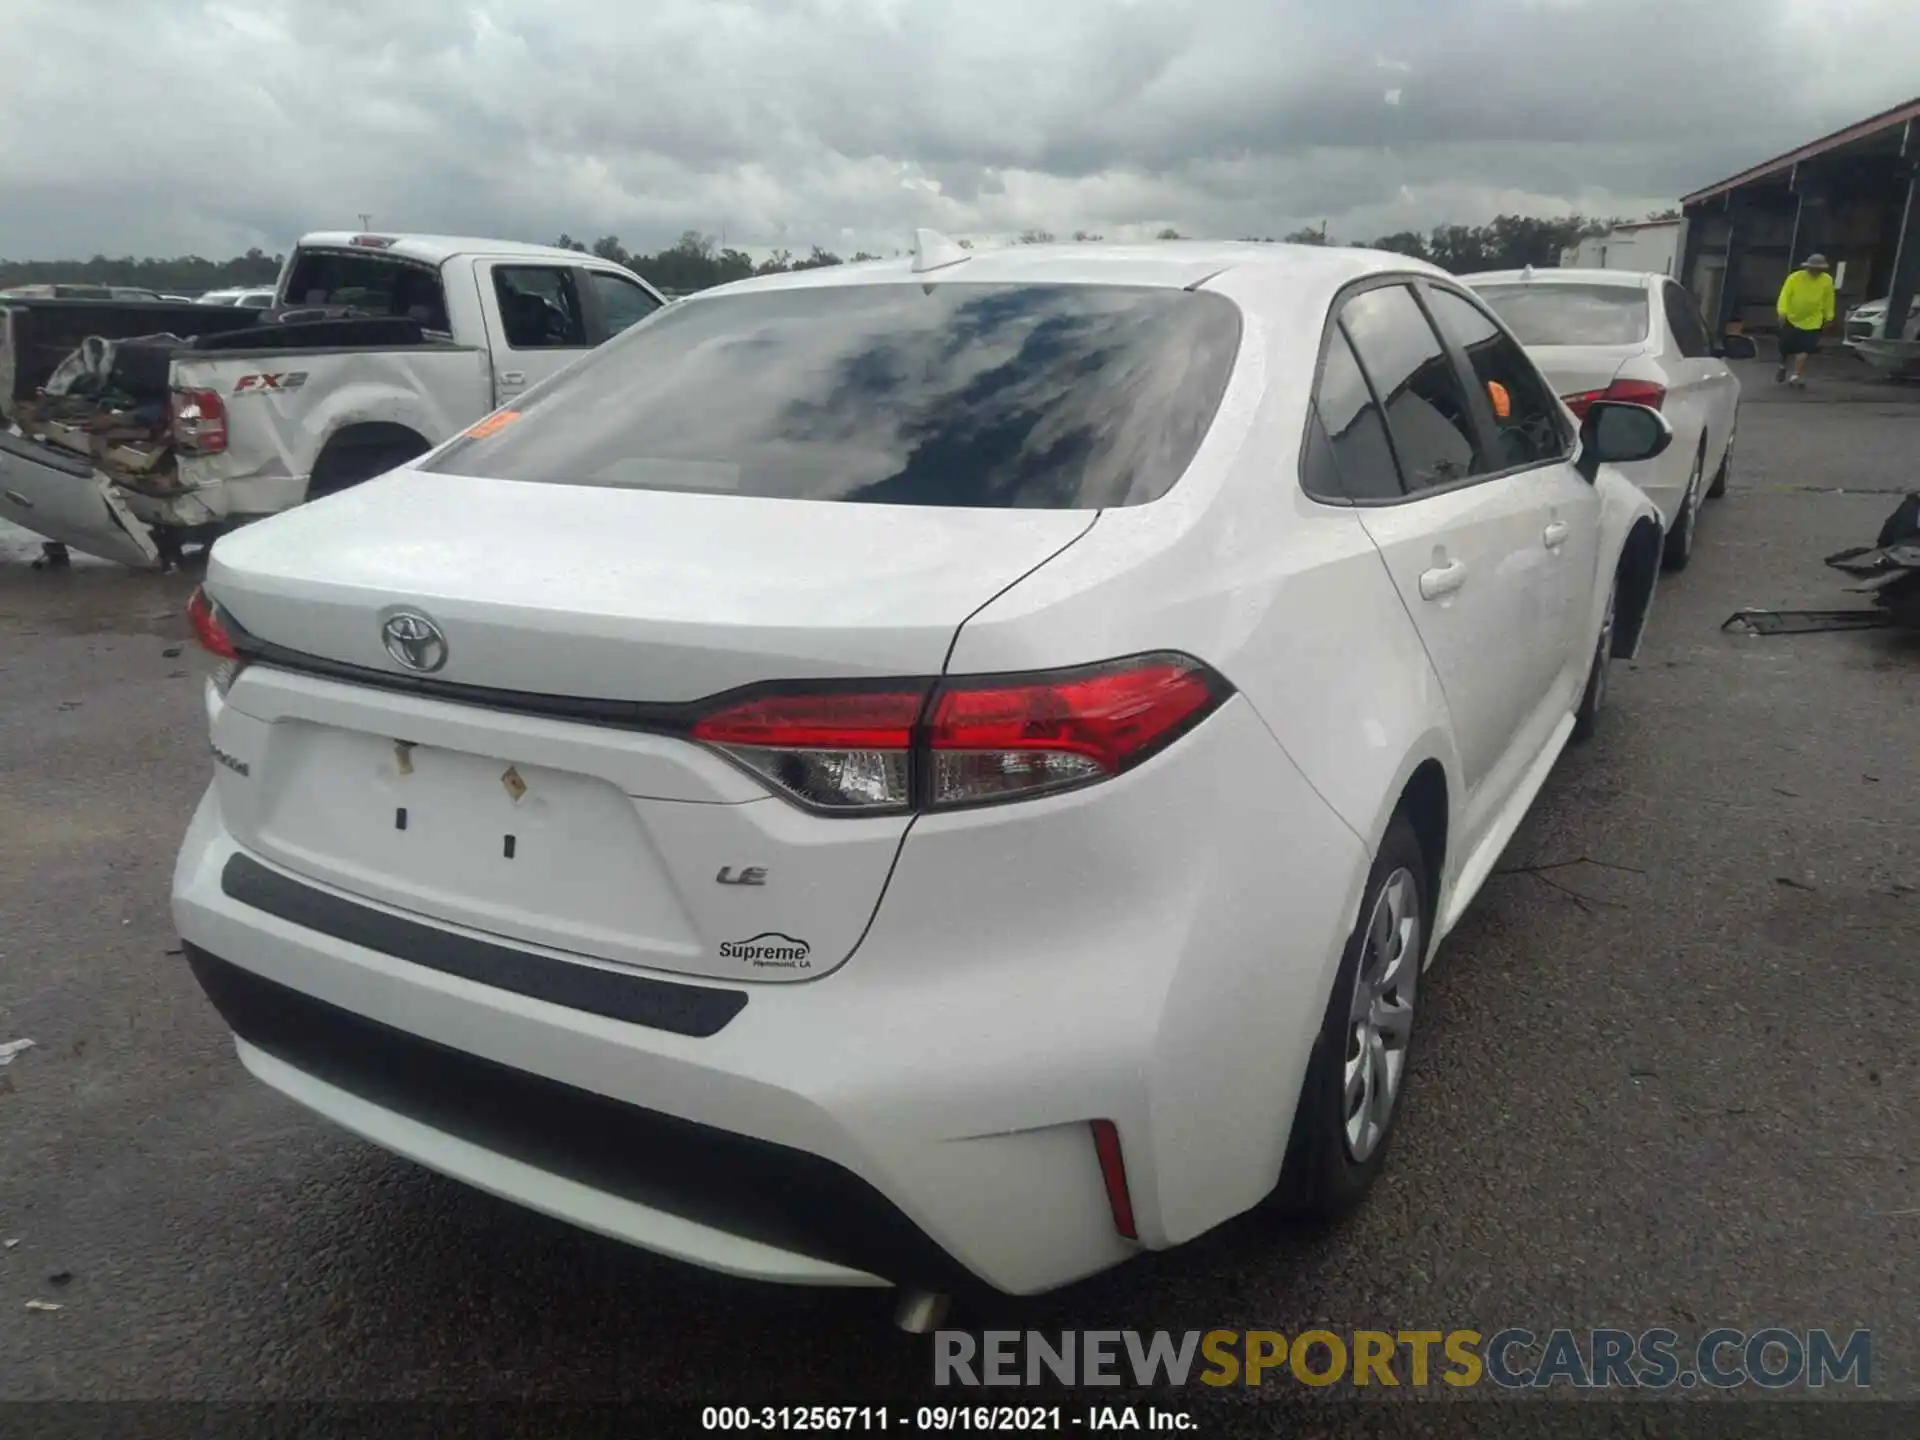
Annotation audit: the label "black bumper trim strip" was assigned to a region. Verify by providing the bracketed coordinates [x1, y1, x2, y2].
[219, 851, 747, 1038]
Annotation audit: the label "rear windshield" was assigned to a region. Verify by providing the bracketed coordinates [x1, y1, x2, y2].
[424, 282, 1243, 509]
[282, 249, 450, 329]
[1470, 283, 1650, 347]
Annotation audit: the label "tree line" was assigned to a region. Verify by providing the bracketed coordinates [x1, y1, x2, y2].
[0, 248, 284, 295]
[2, 211, 1677, 297]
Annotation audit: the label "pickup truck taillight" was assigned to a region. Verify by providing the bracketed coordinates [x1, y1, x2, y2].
[171, 388, 228, 454]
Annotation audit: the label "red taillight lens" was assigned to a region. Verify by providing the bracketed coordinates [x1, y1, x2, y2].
[687, 654, 1230, 814]
[927, 654, 1224, 807]
[185, 586, 237, 659]
[171, 388, 228, 453]
[1600, 378, 1666, 410]
[1564, 379, 1666, 421]
[690, 688, 927, 813]
[1089, 1120, 1138, 1240]
[1561, 388, 1605, 420]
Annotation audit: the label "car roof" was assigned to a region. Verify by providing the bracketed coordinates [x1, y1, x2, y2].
[683, 240, 1450, 301]
[1462, 267, 1659, 289]
[294, 232, 617, 268]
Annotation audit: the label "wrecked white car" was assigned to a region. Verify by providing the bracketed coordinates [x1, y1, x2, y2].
[0, 232, 667, 567]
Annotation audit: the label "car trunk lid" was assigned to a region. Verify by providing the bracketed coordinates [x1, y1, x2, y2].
[202, 469, 1097, 983]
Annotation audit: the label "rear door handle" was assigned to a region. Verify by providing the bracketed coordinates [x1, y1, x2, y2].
[1418, 560, 1468, 600]
[1543, 521, 1570, 549]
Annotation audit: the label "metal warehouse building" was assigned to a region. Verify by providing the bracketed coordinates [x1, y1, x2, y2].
[1678, 94, 1919, 340]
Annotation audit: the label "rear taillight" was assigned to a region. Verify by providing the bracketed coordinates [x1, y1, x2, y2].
[1562, 378, 1667, 421]
[688, 653, 1231, 815]
[171, 388, 228, 453]
[689, 688, 926, 813]
[186, 586, 250, 696]
[928, 656, 1224, 807]
[186, 586, 236, 658]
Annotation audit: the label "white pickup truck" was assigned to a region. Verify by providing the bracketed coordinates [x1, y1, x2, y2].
[0, 232, 666, 566]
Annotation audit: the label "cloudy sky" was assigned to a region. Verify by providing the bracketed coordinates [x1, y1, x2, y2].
[4, 0, 1917, 261]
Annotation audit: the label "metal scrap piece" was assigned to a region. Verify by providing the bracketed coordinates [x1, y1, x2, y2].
[1721, 609, 1896, 635]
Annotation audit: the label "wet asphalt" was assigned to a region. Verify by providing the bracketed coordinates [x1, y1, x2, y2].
[0, 357, 1915, 1427]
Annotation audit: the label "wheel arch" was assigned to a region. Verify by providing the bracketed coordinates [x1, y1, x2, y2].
[307, 420, 434, 498]
[1612, 515, 1664, 658]
[1396, 758, 1449, 939]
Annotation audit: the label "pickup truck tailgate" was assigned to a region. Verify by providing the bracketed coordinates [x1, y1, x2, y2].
[0, 430, 160, 566]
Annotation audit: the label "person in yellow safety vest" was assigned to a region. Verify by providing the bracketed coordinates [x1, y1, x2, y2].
[1775, 253, 1835, 388]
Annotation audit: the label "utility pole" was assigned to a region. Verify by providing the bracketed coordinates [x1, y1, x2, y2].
[357, 213, 372, 231]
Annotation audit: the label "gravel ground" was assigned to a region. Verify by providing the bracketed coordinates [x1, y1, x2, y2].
[1, 356, 1915, 1433]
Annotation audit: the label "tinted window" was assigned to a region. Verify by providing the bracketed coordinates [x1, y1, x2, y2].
[283, 249, 448, 327]
[1471, 282, 1650, 347]
[1662, 283, 1712, 358]
[1308, 329, 1402, 500]
[588, 271, 662, 337]
[1340, 285, 1484, 491]
[1423, 287, 1569, 469]
[426, 283, 1243, 510]
[493, 266, 588, 348]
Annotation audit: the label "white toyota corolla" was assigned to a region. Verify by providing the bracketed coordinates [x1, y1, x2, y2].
[172, 235, 1667, 1320]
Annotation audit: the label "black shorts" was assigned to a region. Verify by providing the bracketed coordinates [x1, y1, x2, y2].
[1778, 324, 1822, 357]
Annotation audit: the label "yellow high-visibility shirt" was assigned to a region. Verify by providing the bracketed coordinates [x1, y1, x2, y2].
[1777, 269, 1835, 330]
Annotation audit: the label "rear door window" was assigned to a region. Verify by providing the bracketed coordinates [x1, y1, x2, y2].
[1422, 286, 1570, 469]
[585, 270, 663, 338]
[1470, 282, 1651, 347]
[492, 266, 589, 349]
[426, 282, 1244, 510]
[1339, 284, 1486, 492]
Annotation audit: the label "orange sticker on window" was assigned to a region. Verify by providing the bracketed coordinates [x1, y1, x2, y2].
[1485, 380, 1511, 420]
[466, 409, 521, 439]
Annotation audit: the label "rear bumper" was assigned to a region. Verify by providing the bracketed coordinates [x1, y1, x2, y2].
[188, 945, 932, 1288]
[171, 694, 1368, 1294]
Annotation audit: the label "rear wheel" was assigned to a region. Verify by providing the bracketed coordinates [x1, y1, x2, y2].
[1272, 814, 1427, 1222]
[306, 428, 431, 501]
[1661, 446, 1705, 571]
[1571, 577, 1617, 744]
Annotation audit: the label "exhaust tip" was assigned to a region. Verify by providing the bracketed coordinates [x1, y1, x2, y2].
[894, 1289, 952, 1334]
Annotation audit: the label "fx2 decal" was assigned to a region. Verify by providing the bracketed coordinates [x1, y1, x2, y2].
[232, 372, 310, 394]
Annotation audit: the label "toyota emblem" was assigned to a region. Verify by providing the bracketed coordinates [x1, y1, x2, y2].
[381, 611, 448, 673]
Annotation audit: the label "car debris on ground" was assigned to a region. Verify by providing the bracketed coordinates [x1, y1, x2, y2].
[1825, 490, 1920, 628]
[1724, 491, 1920, 635]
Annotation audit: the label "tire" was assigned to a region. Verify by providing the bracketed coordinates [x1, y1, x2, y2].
[1570, 576, 1617, 744]
[1706, 433, 1732, 500]
[307, 434, 430, 501]
[1272, 813, 1428, 1222]
[1661, 446, 1705, 571]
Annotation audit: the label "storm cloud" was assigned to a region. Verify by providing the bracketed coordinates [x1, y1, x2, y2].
[2, 0, 1915, 260]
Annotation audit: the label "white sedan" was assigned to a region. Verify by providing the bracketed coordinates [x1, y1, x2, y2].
[171, 235, 1666, 1319]
[1463, 267, 1751, 572]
